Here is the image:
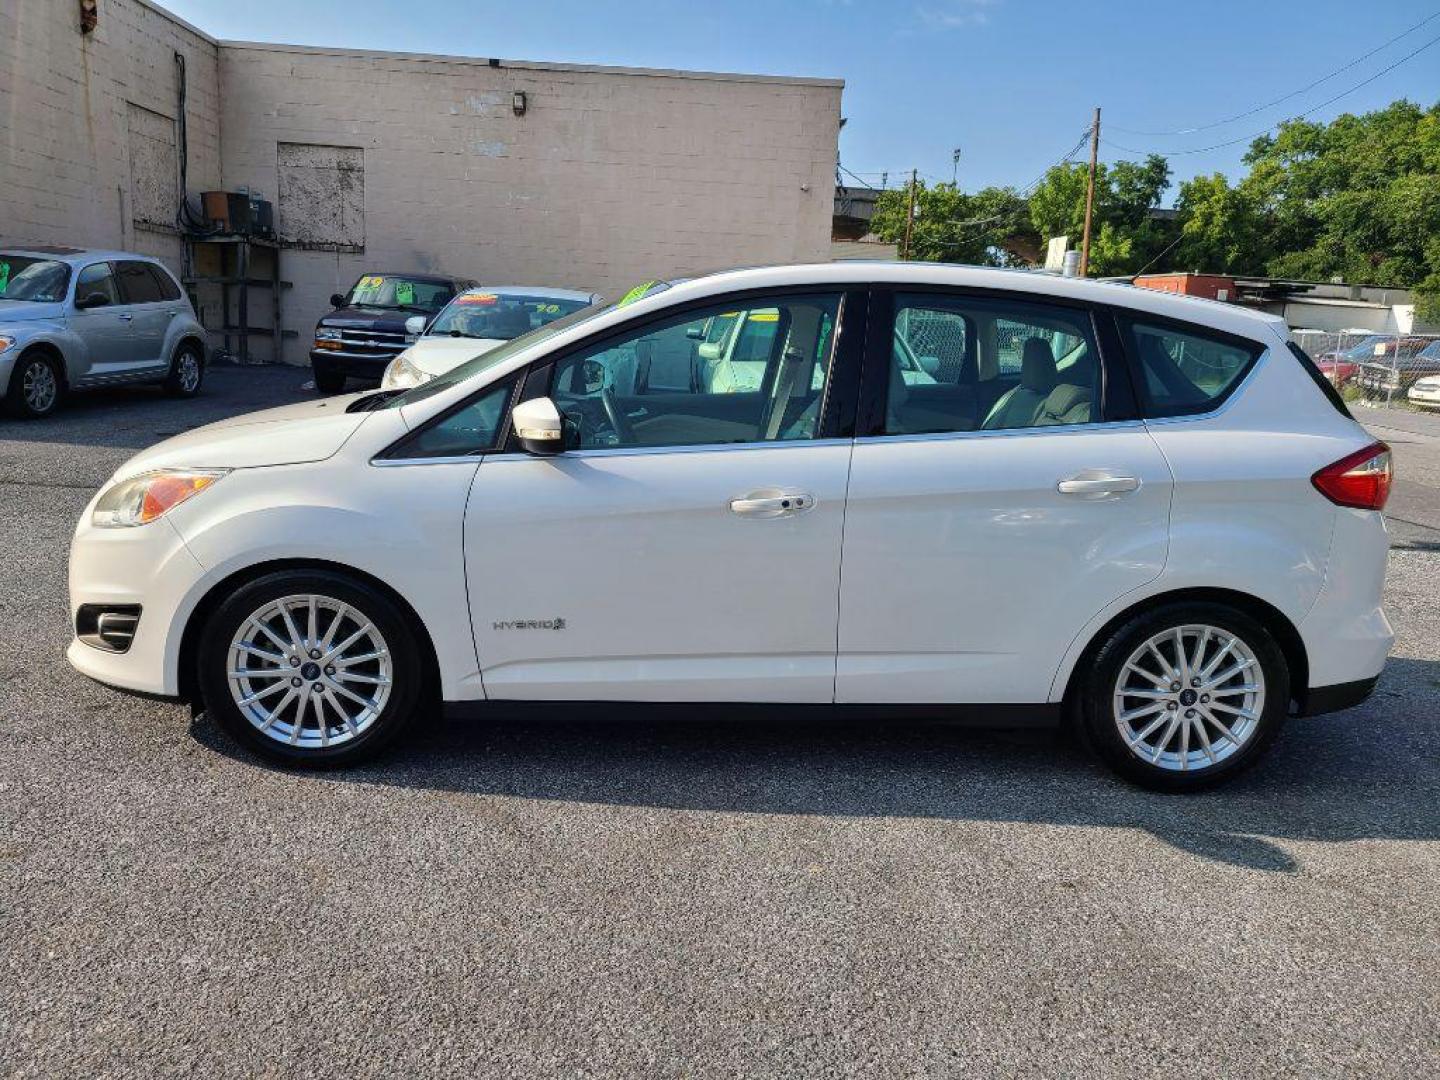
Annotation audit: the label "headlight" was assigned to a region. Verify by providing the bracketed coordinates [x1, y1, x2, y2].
[380, 352, 432, 391]
[315, 326, 342, 341]
[0, 335, 16, 354]
[92, 469, 228, 528]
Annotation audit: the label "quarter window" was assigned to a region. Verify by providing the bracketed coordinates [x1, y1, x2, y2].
[391, 380, 514, 458]
[885, 293, 1101, 435]
[1123, 319, 1262, 418]
[550, 294, 843, 449]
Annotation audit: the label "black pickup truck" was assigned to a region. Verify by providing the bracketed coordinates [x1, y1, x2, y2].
[310, 271, 476, 393]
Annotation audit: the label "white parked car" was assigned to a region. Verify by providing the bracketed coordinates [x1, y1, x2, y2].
[67, 263, 1393, 790]
[1407, 373, 1440, 409]
[380, 286, 598, 390]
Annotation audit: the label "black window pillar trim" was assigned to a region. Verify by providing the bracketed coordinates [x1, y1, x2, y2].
[856, 286, 896, 438]
[816, 286, 870, 440]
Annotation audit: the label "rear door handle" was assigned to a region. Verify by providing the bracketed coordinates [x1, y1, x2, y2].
[1057, 474, 1140, 497]
[117, 313, 134, 322]
[730, 490, 814, 518]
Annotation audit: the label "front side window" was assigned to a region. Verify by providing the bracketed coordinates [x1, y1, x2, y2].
[427, 292, 590, 341]
[0, 255, 70, 302]
[348, 274, 455, 313]
[75, 263, 119, 305]
[550, 293, 843, 450]
[115, 261, 164, 304]
[1124, 318, 1262, 418]
[885, 293, 1100, 435]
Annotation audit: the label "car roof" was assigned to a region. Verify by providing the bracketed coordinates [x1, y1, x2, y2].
[462, 285, 597, 302]
[364, 271, 466, 283]
[637, 262, 1290, 339]
[0, 247, 163, 265]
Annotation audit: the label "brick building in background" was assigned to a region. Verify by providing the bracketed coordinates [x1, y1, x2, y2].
[1, 0, 842, 362]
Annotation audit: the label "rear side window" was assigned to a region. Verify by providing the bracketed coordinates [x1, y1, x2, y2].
[1122, 318, 1263, 418]
[149, 263, 183, 301]
[115, 261, 164, 304]
[1286, 342, 1354, 418]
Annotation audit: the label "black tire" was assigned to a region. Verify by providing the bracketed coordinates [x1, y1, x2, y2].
[163, 341, 205, 398]
[4, 350, 64, 419]
[1078, 602, 1289, 792]
[313, 366, 347, 394]
[198, 569, 426, 767]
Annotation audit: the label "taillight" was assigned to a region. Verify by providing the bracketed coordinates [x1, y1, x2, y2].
[1312, 442, 1392, 511]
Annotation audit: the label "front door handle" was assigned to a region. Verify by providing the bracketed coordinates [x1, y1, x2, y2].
[730, 490, 814, 518]
[117, 313, 134, 322]
[1057, 473, 1140, 497]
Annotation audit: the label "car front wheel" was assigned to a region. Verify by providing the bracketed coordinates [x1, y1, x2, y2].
[1079, 603, 1289, 791]
[5, 351, 63, 418]
[198, 570, 425, 766]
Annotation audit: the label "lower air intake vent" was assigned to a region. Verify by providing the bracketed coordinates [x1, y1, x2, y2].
[76, 604, 142, 653]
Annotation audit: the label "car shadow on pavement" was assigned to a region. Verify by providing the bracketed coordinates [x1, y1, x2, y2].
[188, 655, 1440, 875]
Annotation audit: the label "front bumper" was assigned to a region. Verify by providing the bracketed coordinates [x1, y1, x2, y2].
[67, 505, 208, 697]
[310, 348, 398, 380]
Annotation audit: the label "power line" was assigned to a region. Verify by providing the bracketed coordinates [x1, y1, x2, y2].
[1105, 30, 1440, 158]
[1109, 9, 1440, 136]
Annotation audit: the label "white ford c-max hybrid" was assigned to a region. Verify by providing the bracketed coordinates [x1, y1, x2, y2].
[67, 263, 1393, 789]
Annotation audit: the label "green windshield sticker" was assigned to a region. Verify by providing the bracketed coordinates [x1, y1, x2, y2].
[617, 281, 661, 307]
[395, 281, 415, 306]
[0, 262, 10, 293]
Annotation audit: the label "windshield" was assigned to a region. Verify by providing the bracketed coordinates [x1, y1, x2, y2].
[346, 274, 455, 313]
[380, 298, 615, 409]
[0, 255, 71, 302]
[427, 292, 590, 341]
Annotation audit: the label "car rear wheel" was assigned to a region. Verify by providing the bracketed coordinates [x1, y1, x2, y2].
[5, 351, 63, 418]
[163, 342, 205, 398]
[198, 570, 425, 766]
[1079, 603, 1289, 791]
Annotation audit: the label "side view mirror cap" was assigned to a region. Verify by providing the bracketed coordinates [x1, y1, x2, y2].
[75, 292, 110, 310]
[512, 396, 566, 456]
[329, 293, 347, 309]
[404, 315, 428, 336]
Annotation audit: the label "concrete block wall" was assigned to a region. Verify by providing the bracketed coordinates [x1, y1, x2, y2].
[218, 43, 842, 358]
[0, 0, 222, 273]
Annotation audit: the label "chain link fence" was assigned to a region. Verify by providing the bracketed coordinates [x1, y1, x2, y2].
[1291, 329, 1440, 411]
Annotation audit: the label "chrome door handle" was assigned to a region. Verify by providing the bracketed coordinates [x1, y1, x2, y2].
[730, 490, 814, 518]
[118, 313, 134, 321]
[1057, 474, 1140, 497]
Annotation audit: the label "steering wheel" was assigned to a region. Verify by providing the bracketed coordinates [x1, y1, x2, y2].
[599, 387, 636, 444]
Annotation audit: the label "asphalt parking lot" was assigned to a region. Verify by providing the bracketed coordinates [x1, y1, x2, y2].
[2, 366, 1438, 1078]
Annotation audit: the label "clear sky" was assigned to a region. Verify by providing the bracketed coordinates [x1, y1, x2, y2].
[164, 0, 1440, 201]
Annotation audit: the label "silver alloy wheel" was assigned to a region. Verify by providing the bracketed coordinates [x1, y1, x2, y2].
[1113, 624, 1266, 772]
[177, 350, 201, 393]
[23, 359, 58, 413]
[226, 593, 393, 750]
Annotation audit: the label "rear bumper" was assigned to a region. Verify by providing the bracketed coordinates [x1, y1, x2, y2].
[1297, 674, 1380, 717]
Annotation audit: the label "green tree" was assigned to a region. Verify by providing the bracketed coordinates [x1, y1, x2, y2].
[870, 181, 1034, 265]
[1026, 153, 1174, 275]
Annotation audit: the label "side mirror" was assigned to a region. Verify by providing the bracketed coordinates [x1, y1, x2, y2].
[405, 315, 428, 337]
[329, 293, 347, 309]
[75, 292, 110, 310]
[512, 396, 566, 456]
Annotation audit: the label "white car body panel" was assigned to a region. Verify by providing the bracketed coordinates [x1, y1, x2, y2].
[65, 262, 1393, 723]
[464, 442, 853, 702]
[838, 423, 1172, 703]
[401, 336, 505, 380]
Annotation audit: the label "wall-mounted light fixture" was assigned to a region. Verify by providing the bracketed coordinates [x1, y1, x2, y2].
[512, 91, 527, 117]
[79, 0, 98, 33]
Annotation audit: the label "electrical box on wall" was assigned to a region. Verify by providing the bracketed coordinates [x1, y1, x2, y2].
[79, 0, 97, 33]
[200, 191, 275, 238]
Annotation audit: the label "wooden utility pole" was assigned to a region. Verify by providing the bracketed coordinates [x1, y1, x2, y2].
[1079, 107, 1101, 277]
[901, 168, 918, 260]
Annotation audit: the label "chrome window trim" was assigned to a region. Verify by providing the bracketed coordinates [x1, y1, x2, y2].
[373, 435, 855, 468]
[854, 418, 1147, 447]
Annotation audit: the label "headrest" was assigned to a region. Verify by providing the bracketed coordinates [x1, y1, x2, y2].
[1021, 337, 1058, 394]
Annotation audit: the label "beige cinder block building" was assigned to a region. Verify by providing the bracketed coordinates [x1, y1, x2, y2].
[1, 0, 843, 362]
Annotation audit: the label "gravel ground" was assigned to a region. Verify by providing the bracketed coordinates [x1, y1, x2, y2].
[2, 366, 1438, 1078]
